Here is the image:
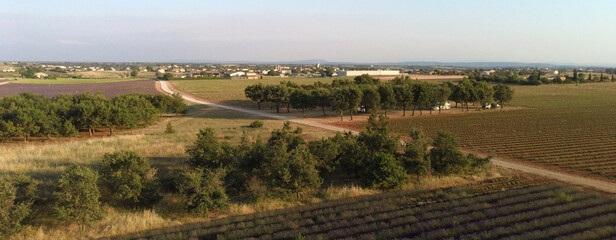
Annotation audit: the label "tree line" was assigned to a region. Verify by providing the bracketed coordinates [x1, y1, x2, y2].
[466, 69, 616, 85]
[180, 115, 491, 215]
[245, 74, 514, 120]
[0, 92, 187, 141]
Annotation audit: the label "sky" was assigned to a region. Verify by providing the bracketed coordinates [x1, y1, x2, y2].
[1, 0, 616, 65]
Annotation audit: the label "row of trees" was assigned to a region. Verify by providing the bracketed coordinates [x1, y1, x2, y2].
[246, 75, 514, 120]
[180, 115, 491, 215]
[0, 92, 187, 141]
[467, 69, 616, 85]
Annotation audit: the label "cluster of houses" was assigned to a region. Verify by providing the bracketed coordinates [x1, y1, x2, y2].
[1, 66, 16, 72]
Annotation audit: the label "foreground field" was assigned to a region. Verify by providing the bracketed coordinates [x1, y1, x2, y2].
[112, 176, 616, 240]
[385, 82, 616, 181]
[4, 104, 346, 240]
[0, 80, 159, 98]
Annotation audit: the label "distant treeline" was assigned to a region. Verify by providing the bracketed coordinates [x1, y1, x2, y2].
[245, 75, 514, 119]
[0, 92, 187, 141]
[466, 69, 616, 85]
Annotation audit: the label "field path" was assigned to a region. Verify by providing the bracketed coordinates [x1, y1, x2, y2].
[159, 80, 616, 194]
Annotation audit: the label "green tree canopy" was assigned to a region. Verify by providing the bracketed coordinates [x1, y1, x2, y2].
[53, 165, 104, 226]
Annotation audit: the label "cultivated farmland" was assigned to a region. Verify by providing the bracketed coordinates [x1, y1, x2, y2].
[112, 176, 616, 240]
[170, 77, 350, 108]
[387, 82, 616, 181]
[11, 77, 150, 84]
[0, 80, 159, 98]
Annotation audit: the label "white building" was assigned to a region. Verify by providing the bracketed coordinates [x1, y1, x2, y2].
[33, 72, 48, 79]
[1, 67, 15, 72]
[336, 70, 400, 77]
[480, 70, 496, 76]
[228, 71, 246, 77]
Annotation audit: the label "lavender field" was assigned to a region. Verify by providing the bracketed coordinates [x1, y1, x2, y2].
[109, 177, 616, 240]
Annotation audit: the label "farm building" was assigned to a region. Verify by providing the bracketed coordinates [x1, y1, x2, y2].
[246, 72, 259, 79]
[480, 70, 496, 76]
[205, 70, 221, 76]
[336, 70, 400, 77]
[187, 70, 201, 77]
[33, 72, 48, 78]
[1, 67, 16, 72]
[226, 71, 246, 78]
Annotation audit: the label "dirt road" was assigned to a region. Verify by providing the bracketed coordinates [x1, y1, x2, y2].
[159, 80, 616, 194]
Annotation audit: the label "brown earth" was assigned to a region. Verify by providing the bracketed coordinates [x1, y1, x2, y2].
[0, 80, 159, 98]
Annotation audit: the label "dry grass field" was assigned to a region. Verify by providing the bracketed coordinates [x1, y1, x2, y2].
[3, 103, 340, 240]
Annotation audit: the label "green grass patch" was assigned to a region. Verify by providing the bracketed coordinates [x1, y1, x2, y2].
[171, 76, 353, 108]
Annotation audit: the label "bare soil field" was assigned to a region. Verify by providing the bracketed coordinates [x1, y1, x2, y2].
[0, 79, 159, 98]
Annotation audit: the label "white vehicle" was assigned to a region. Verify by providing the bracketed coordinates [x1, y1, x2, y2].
[432, 101, 452, 111]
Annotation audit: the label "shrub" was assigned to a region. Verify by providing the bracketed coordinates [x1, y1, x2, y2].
[178, 168, 229, 216]
[248, 120, 264, 129]
[429, 131, 490, 175]
[171, 93, 187, 114]
[0, 175, 36, 237]
[403, 128, 431, 179]
[99, 151, 161, 208]
[365, 152, 408, 190]
[54, 165, 104, 226]
[164, 122, 175, 134]
[186, 128, 234, 169]
[429, 131, 469, 175]
[258, 145, 322, 196]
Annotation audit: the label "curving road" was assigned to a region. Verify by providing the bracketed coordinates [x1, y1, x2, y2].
[158, 80, 616, 194]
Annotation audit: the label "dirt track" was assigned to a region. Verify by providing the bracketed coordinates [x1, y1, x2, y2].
[159, 80, 616, 194]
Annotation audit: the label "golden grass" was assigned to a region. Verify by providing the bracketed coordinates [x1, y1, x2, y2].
[13, 208, 178, 240]
[0, 104, 336, 175]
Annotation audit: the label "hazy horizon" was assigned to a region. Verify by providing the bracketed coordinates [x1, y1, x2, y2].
[2, 0, 616, 66]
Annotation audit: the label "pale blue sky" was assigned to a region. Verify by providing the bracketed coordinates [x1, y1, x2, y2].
[1, 0, 615, 65]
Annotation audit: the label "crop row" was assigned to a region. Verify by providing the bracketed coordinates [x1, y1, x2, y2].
[116, 178, 616, 240]
[389, 105, 616, 181]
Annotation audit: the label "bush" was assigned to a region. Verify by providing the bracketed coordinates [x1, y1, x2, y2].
[171, 93, 187, 114]
[365, 152, 408, 190]
[178, 168, 229, 216]
[429, 131, 490, 175]
[0, 175, 36, 237]
[403, 128, 431, 179]
[429, 131, 469, 175]
[258, 145, 322, 196]
[186, 128, 234, 169]
[248, 120, 264, 128]
[165, 122, 175, 134]
[99, 151, 161, 208]
[54, 165, 104, 226]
